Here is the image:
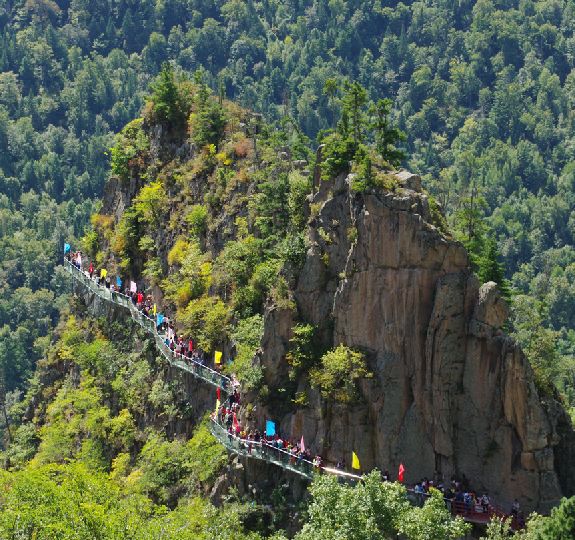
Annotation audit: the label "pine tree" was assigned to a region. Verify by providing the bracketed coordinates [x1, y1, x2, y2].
[477, 235, 511, 300]
[369, 98, 406, 167]
[340, 81, 368, 147]
[149, 63, 187, 129]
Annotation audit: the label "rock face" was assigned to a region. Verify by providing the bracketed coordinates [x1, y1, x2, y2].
[257, 172, 575, 512]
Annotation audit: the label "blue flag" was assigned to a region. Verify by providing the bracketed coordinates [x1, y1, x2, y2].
[64, 243, 71, 254]
[116, 276, 122, 287]
[265, 420, 276, 437]
[156, 313, 164, 327]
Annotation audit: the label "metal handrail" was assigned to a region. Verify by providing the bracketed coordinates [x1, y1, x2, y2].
[209, 416, 366, 483]
[209, 418, 317, 479]
[64, 260, 231, 392]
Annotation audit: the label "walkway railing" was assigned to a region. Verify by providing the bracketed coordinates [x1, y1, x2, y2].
[64, 260, 231, 392]
[209, 418, 317, 479]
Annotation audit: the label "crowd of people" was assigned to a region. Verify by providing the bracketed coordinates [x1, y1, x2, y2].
[216, 401, 323, 470]
[66, 250, 226, 377]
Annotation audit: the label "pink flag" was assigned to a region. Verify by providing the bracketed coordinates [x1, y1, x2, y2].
[300, 435, 305, 452]
[130, 280, 137, 293]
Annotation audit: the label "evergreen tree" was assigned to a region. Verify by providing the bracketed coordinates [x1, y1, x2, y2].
[477, 235, 511, 299]
[340, 81, 368, 147]
[149, 63, 188, 129]
[370, 98, 406, 167]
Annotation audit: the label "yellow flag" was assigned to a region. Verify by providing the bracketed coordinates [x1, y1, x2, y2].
[352, 451, 360, 470]
[214, 351, 222, 365]
[153, 303, 157, 316]
[100, 269, 107, 278]
[215, 398, 220, 415]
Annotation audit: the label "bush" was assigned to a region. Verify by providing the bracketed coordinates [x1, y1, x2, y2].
[286, 323, 317, 379]
[229, 315, 265, 391]
[178, 296, 230, 351]
[310, 344, 371, 403]
[186, 204, 208, 237]
[109, 118, 149, 181]
[168, 238, 190, 266]
[320, 132, 357, 181]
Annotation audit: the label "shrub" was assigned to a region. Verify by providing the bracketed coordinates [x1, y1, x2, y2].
[109, 118, 149, 181]
[286, 323, 317, 379]
[229, 315, 265, 391]
[167, 238, 190, 266]
[320, 132, 357, 181]
[133, 180, 168, 227]
[310, 344, 371, 403]
[288, 170, 311, 230]
[178, 296, 230, 351]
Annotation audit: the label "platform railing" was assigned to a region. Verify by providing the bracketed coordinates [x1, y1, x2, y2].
[64, 260, 231, 392]
[209, 418, 319, 480]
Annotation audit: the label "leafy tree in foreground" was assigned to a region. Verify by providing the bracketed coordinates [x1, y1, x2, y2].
[294, 472, 470, 540]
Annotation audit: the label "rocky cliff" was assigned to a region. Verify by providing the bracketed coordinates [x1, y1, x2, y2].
[255, 170, 575, 512]
[91, 95, 575, 513]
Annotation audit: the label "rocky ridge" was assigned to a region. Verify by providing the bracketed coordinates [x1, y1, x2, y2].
[95, 110, 575, 511]
[255, 170, 575, 512]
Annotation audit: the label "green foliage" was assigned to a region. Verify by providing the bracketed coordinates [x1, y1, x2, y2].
[0, 462, 262, 540]
[287, 171, 312, 230]
[179, 296, 231, 352]
[163, 241, 212, 309]
[320, 131, 357, 181]
[168, 238, 190, 266]
[286, 323, 317, 379]
[189, 80, 227, 148]
[230, 315, 264, 391]
[483, 497, 575, 539]
[295, 472, 470, 540]
[477, 235, 512, 300]
[186, 204, 208, 237]
[109, 118, 149, 181]
[133, 180, 168, 227]
[133, 425, 226, 505]
[148, 63, 191, 129]
[340, 81, 368, 145]
[310, 344, 371, 403]
[369, 98, 406, 167]
[213, 235, 263, 295]
[512, 296, 562, 398]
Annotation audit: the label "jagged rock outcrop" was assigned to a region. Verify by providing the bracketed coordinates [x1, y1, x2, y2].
[256, 171, 575, 512]
[93, 109, 575, 511]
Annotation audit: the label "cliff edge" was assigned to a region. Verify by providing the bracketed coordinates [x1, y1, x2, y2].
[256, 171, 575, 512]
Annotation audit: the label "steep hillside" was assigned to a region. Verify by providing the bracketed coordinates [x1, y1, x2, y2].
[87, 71, 575, 512]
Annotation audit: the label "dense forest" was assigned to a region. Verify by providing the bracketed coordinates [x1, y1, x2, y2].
[3, 0, 575, 413]
[2, 0, 575, 536]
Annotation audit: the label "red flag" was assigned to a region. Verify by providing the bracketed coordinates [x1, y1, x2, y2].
[233, 412, 239, 431]
[216, 387, 221, 400]
[398, 463, 405, 483]
[300, 435, 305, 452]
[188, 339, 194, 352]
